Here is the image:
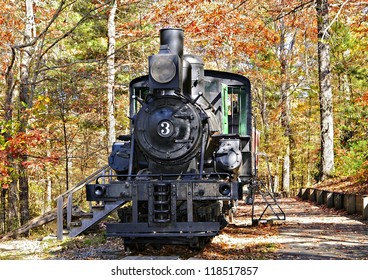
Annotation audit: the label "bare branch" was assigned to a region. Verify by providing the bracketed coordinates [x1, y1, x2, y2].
[5, 46, 16, 83]
[330, 1, 368, 7]
[39, 1, 112, 61]
[37, 35, 151, 74]
[270, 0, 315, 23]
[322, 0, 351, 41]
[229, 0, 250, 12]
[4, 46, 17, 122]
[13, 0, 73, 50]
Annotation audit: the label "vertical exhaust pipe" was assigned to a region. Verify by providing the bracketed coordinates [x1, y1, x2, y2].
[160, 28, 184, 57]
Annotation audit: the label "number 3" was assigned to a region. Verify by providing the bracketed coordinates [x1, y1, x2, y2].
[157, 120, 173, 137]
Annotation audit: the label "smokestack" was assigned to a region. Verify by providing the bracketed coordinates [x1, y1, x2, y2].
[160, 28, 184, 57]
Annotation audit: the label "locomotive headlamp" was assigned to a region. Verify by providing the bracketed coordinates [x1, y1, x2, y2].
[150, 56, 176, 84]
[148, 53, 182, 91]
[94, 185, 106, 196]
[219, 184, 231, 196]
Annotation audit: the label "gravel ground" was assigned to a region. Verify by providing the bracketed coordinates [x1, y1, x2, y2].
[0, 197, 367, 260]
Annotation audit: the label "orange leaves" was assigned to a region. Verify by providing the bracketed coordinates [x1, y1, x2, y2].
[186, 20, 202, 34]
[357, 92, 368, 105]
[6, 130, 43, 158]
[143, 0, 287, 72]
[363, 92, 368, 102]
[0, 127, 59, 189]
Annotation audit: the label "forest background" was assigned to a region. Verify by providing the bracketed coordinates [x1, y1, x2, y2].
[0, 0, 367, 234]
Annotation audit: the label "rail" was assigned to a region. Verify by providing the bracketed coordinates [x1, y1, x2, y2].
[56, 165, 112, 240]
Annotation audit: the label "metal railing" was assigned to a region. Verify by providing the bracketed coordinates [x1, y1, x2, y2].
[56, 165, 111, 240]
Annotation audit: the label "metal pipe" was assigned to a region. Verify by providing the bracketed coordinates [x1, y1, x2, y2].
[57, 196, 64, 240]
[160, 28, 184, 57]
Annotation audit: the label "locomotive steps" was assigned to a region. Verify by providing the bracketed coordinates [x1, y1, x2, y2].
[0, 163, 115, 241]
[55, 165, 124, 240]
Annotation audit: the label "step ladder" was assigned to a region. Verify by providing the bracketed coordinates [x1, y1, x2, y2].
[248, 152, 285, 225]
[249, 178, 285, 225]
[56, 165, 125, 240]
[68, 201, 126, 237]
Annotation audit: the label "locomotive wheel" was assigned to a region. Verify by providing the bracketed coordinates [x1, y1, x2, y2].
[189, 237, 210, 251]
[123, 239, 146, 252]
[151, 243, 163, 250]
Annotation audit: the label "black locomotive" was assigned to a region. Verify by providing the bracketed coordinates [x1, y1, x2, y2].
[86, 28, 255, 248]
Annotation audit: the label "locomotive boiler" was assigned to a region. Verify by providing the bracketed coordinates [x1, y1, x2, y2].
[86, 28, 255, 248]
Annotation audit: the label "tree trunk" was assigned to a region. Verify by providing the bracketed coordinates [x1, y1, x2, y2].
[45, 134, 53, 213]
[277, 12, 296, 195]
[46, 176, 52, 213]
[18, 166, 29, 226]
[17, 0, 35, 228]
[316, 0, 335, 181]
[4, 47, 19, 230]
[0, 208, 58, 240]
[107, 0, 117, 149]
[62, 115, 70, 191]
[7, 181, 19, 230]
[282, 146, 291, 194]
[0, 189, 6, 233]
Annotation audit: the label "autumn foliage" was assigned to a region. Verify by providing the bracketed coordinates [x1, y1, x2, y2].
[0, 0, 367, 234]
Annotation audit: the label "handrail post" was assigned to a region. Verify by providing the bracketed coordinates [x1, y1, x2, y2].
[54, 165, 110, 239]
[57, 196, 64, 240]
[67, 194, 73, 230]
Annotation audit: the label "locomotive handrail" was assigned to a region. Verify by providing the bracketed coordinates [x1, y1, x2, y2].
[256, 152, 274, 193]
[91, 171, 233, 184]
[56, 164, 111, 240]
[55, 164, 110, 200]
[211, 133, 251, 139]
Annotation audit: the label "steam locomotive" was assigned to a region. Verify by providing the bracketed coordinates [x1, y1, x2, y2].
[86, 28, 255, 248]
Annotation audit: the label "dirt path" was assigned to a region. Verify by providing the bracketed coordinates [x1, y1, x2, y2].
[194, 197, 368, 260]
[270, 198, 368, 260]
